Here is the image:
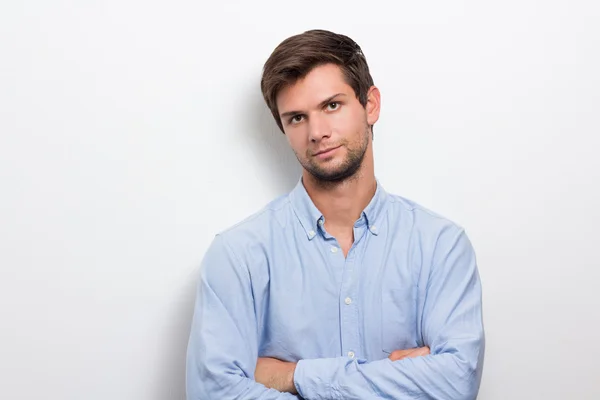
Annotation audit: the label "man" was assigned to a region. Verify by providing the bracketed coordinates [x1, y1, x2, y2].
[186, 29, 485, 399]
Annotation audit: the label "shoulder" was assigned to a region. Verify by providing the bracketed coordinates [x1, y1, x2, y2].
[384, 192, 475, 275]
[386, 192, 464, 236]
[215, 191, 294, 250]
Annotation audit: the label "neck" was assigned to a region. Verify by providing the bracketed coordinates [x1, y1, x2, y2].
[302, 146, 376, 230]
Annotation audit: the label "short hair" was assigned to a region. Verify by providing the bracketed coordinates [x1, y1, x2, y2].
[261, 29, 375, 133]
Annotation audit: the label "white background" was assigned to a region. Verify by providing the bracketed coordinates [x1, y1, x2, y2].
[1, 1, 599, 399]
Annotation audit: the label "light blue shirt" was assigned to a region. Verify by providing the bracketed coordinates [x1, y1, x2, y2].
[186, 179, 484, 399]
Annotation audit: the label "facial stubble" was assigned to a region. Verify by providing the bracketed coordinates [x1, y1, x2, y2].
[297, 125, 370, 184]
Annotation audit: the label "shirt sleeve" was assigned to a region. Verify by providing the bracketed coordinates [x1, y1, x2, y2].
[293, 228, 485, 400]
[186, 234, 300, 400]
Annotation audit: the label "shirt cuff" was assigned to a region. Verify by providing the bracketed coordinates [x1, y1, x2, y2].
[294, 356, 363, 400]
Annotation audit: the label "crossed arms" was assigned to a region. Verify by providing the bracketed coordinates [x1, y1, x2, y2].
[186, 229, 484, 399]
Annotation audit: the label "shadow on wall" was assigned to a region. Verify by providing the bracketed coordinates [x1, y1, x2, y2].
[155, 278, 197, 400]
[244, 87, 302, 194]
[156, 90, 300, 400]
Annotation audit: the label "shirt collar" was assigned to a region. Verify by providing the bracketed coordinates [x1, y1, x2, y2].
[289, 177, 388, 240]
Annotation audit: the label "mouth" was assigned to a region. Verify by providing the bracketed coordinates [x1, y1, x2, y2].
[313, 145, 342, 158]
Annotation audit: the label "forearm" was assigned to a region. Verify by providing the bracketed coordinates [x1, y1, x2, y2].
[186, 318, 302, 400]
[186, 368, 300, 400]
[187, 235, 301, 400]
[294, 345, 483, 400]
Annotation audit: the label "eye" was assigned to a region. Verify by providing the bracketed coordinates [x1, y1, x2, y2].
[326, 102, 340, 111]
[289, 114, 304, 125]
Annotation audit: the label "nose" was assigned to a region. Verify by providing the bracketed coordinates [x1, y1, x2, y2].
[308, 114, 331, 142]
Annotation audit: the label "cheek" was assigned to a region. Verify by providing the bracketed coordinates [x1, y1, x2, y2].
[327, 111, 348, 132]
[331, 107, 364, 134]
[286, 130, 309, 153]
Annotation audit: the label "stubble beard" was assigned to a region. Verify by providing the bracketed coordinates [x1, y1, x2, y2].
[298, 126, 370, 186]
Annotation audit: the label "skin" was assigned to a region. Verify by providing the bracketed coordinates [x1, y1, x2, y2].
[254, 63, 430, 393]
[278, 63, 377, 256]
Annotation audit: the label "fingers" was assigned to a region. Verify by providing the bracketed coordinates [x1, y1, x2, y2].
[388, 346, 430, 362]
[410, 346, 430, 357]
[388, 349, 412, 361]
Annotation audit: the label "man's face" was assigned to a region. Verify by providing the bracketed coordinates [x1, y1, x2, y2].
[276, 64, 378, 183]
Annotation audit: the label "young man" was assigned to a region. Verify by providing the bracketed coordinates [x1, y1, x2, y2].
[186, 29, 485, 399]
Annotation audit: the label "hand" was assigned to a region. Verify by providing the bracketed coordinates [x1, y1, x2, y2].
[388, 346, 430, 362]
[255, 357, 298, 394]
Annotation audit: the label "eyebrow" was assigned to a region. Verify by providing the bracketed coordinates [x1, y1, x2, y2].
[280, 93, 347, 119]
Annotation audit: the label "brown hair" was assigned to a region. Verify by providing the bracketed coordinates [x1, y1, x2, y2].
[261, 29, 375, 133]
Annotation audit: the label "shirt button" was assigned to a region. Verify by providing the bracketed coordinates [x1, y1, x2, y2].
[318, 219, 324, 226]
[330, 246, 339, 253]
[308, 230, 316, 237]
[344, 297, 352, 305]
[348, 351, 355, 359]
[370, 225, 377, 232]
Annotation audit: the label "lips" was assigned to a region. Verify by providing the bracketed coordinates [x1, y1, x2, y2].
[313, 145, 341, 157]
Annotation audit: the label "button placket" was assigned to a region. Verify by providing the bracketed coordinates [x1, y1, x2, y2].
[339, 241, 362, 361]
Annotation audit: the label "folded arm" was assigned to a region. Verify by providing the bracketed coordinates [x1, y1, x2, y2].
[291, 228, 485, 400]
[186, 234, 300, 399]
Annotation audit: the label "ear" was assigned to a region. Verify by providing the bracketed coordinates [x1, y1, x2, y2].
[365, 86, 381, 126]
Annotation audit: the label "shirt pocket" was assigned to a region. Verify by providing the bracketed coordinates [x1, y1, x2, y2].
[381, 286, 419, 355]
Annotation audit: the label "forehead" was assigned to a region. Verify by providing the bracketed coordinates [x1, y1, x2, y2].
[276, 64, 354, 112]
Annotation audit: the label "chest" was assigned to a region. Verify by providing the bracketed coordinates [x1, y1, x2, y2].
[252, 232, 423, 361]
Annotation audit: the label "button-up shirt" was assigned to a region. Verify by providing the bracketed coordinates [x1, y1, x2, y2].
[186, 178, 485, 399]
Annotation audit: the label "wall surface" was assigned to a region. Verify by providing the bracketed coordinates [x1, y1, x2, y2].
[1, 1, 599, 399]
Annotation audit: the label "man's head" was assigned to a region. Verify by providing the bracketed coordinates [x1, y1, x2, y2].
[261, 29, 380, 183]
